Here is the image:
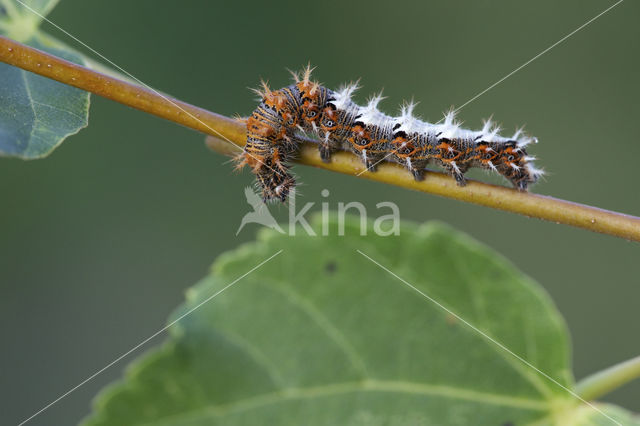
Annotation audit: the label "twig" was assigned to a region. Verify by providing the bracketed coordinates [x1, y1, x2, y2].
[576, 355, 640, 401]
[1, 35, 639, 242]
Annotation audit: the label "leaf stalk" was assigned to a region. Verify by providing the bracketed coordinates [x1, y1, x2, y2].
[576, 355, 640, 401]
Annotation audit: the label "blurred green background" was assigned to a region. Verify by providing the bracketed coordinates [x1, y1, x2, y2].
[1, 0, 638, 424]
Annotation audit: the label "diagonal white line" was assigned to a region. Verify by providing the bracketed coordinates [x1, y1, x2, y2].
[355, 0, 624, 177]
[356, 249, 620, 426]
[18, 250, 284, 426]
[13, 0, 288, 179]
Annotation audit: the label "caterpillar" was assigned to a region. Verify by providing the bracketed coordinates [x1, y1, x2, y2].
[236, 66, 543, 202]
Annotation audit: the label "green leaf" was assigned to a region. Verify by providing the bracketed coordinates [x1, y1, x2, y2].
[84, 216, 639, 425]
[0, 1, 90, 159]
[0, 0, 60, 42]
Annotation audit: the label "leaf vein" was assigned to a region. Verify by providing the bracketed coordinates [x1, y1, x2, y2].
[215, 327, 287, 388]
[141, 379, 549, 426]
[264, 279, 369, 378]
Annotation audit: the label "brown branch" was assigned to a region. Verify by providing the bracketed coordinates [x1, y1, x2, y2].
[1, 35, 640, 242]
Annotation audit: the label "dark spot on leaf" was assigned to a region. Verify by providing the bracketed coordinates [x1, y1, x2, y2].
[325, 261, 337, 274]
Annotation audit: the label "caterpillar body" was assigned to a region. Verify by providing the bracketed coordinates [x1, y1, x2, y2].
[237, 66, 543, 202]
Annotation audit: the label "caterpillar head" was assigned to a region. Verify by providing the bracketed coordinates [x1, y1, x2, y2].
[258, 170, 295, 203]
[253, 155, 295, 202]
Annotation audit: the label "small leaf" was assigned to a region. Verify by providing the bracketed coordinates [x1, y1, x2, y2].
[0, 0, 60, 42]
[84, 216, 639, 425]
[0, 1, 90, 159]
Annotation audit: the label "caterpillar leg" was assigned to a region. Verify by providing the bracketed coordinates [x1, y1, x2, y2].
[261, 171, 296, 202]
[449, 165, 468, 186]
[319, 144, 332, 163]
[318, 137, 341, 163]
[515, 179, 529, 191]
[440, 160, 471, 186]
[411, 167, 426, 181]
[361, 150, 384, 172]
[403, 158, 428, 181]
[239, 139, 297, 202]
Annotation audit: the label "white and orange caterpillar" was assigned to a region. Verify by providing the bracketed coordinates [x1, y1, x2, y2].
[237, 66, 543, 202]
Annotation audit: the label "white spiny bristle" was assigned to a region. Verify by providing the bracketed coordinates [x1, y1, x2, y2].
[487, 161, 498, 171]
[396, 101, 422, 133]
[400, 101, 417, 121]
[481, 117, 494, 135]
[358, 91, 391, 125]
[518, 136, 534, 147]
[367, 91, 385, 109]
[405, 101, 417, 116]
[486, 125, 501, 141]
[524, 156, 537, 162]
[332, 82, 360, 109]
[443, 109, 457, 126]
[512, 126, 524, 140]
[438, 109, 462, 139]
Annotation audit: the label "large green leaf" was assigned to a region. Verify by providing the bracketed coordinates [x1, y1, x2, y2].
[0, 0, 90, 159]
[84, 216, 639, 425]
